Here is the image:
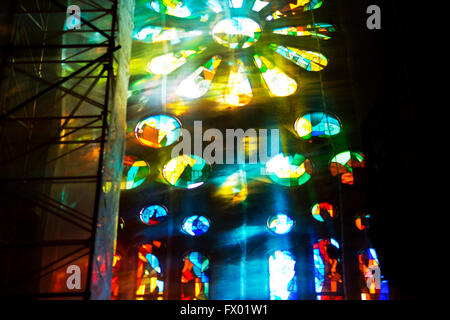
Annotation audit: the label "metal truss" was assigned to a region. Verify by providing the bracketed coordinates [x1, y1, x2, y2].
[0, 0, 123, 299]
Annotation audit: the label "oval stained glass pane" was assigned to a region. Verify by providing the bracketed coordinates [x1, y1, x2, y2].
[311, 202, 336, 222]
[355, 213, 370, 230]
[267, 213, 294, 234]
[265, 153, 312, 187]
[140, 205, 168, 225]
[295, 112, 341, 140]
[121, 155, 150, 190]
[182, 215, 210, 236]
[329, 151, 366, 185]
[162, 154, 210, 189]
[212, 17, 261, 49]
[135, 115, 181, 148]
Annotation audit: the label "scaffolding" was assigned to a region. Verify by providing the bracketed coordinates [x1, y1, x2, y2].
[0, 0, 133, 299]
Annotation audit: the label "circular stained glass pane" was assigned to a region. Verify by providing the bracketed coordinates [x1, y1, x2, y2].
[329, 151, 365, 185]
[135, 114, 181, 148]
[182, 215, 210, 236]
[355, 213, 370, 230]
[212, 17, 261, 49]
[140, 204, 168, 225]
[267, 213, 294, 234]
[121, 155, 149, 190]
[265, 153, 312, 187]
[295, 112, 341, 141]
[163, 154, 210, 189]
[311, 202, 336, 222]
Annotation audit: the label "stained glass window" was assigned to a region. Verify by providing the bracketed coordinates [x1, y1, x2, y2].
[121, 155, 150, 190]
[358, 248, 389, 300]
[269, 250, 298, 300]
[140, 204, 168, 225]
[355, 213, 370, 230]
[265, 153, 313, 187]
[136, 241, 165, 300]
[329, 151, 366, 185]
[311, 202, 336, 222]
[162, 154, 211, 189]
[181, 252, 210, 300]
[313, 238, 343, 300]
[181, 215, 211, 236]
[267, 213, 294, 234]
[128, 0, 331, 108]
[273, 23, 335, 40]
[135, 115, 181, 148]
[295, 112, 341, 141]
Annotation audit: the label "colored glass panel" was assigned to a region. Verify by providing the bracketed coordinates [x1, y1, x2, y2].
[182, 215, 211, 236]
[181, 252, 210, 300]
[313, 238, 343, 300]
[228, 0, 244, 8]
[269, 250, 298, 300]
[222, 60, 253, 106]
[212, 17, 261, 49]
[133, 26, 203, 44]
[329, 151, 366, 185]
[135, 115, 181, 148]
[311, 202, 336, 222]
[295, 112, 340, 140]
[267, 213, 294, 234]
[355, 213, 370, 230]
[163, 154, 210, 189]
[148, 0, 192, 18]
[136, 241, 165, 300]
[140, 205, 168, 225]
[266, 0, 323, 21]
[270, 44, 328, 71]
[177, 55, 222, 99]
[253, 54, 297, 96]
[147, 47, 206, 75]
[273, 23, 335, 40]
[266, 153, 312, 187]
[121, 155, 149, 190]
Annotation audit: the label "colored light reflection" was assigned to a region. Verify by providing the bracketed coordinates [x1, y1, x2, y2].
[330, 151, 366, 185]
[140, 205, 168, 225]
[214, 169, 248, 205]
[311, 202, 336, 222]
[181, 252, 210, 300]
[313, 238, 343, 300]
[267, 213, 294, 234]
[212, 17, 261, 49]
[266, 153, 312, 187]
[253, 54, 297, 96]
[182, 215, 211, 236]
[136, 241, 165, 300]
[121, 155, 149, 190]
[111, 253, 121, 300]
[295, 112, 341, 140]
[269, 250, 297, 300]
[135, 114, 181, 148]
[177, 55, 222, 99]
[162, 154, 210, 189]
